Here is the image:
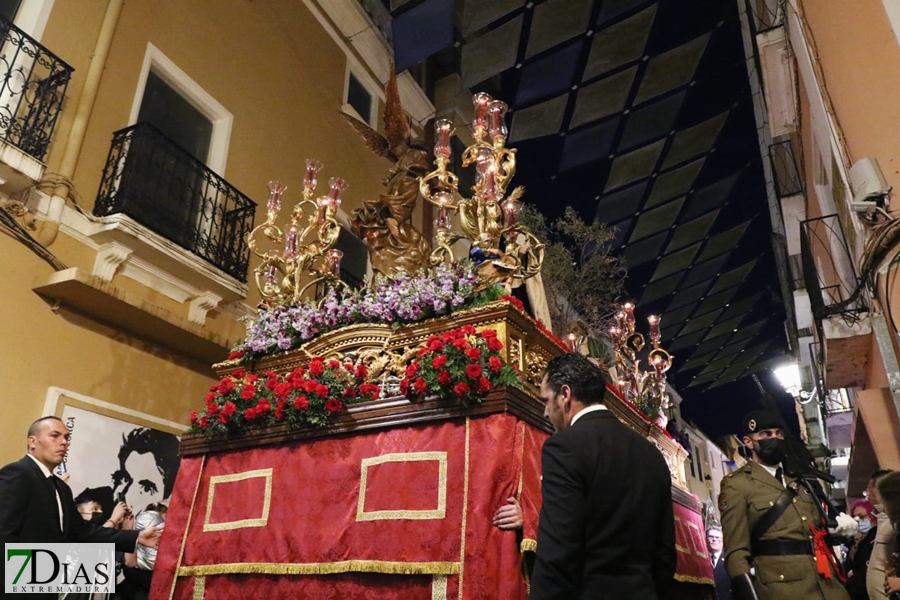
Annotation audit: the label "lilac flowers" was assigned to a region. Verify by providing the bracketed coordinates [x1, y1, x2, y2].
[238, 262, 479, 358]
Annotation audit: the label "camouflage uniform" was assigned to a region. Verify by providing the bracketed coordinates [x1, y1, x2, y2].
[719, 461, 849, 600]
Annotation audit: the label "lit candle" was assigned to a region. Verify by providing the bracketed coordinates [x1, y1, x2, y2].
[434, 119, 454, 159]
[565, 333, 579, 353]
[316, 197, 329, 224]
[328, 176, 346, 205]
[326, 248, 343, 278]
[472, 92, 492, 131]
[489, 100, 508, 140]
[264, 263, 277, 285]
[284, 225, 299, 259]
[648, 315, 660, 341]
[266, 180, 286, 215]
[615, 312, 626, 329]
[501, 197, 521, 227]
[304, 159, 323, 191]
[624, 303, 635, 325]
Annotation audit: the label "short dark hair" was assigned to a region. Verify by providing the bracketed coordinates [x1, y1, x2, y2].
[27, 416, 64, 438]
[111, 428, 180, 499]
[542, 353, 608, 405]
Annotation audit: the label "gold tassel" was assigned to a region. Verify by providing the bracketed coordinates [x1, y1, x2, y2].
[673, 574, 715, 585]
[520, 539, 537, 553]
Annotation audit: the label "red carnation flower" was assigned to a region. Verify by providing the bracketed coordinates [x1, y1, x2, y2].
[432, 354, 448, 369]
[453, 337, 469, 350]
[265, 377, 278, 390]
[315, 384, 329, 398]
[325, 398, 343, 413]
[232, 369, 246, 380]
[428, 339, 444, 353]
[206, 402, 219, 416]
[218, 378, 235, 394]
[462, 325, 476, 335]
[205, 392, 216, 403]
[328, 359, 341, 369]
[453, 382, 470, 397]
[190, 411, 198, 424]
[264, 370, 277, 378]
[465, 347, 481, 362]
[218, 412, 229, 424]
[405, 363, 419, 379]
[222, 401, 237, 417]
[294, 395, 309, 410]
[355, 364, 368, 380]
[275, 405, 285, 421]
[399, 378, 410, 396]
[413, 377, 427, 394]
[291, 377, 306, 390]
[309, 360, 324, 377]
[274, 382, 292, 398]
[342, 386, 358, 398]
[258, 399, 271, 413]
[499, 295, 524, 311]
[480, 328, 498, 339]
[489, 356, 502, 374]
[198, 416, 209, 428]
[246, 374, 259, 384]
[228, 350, 245, 360]
[476, 377, 491, 394]
[437, 370, 452, 385]
[304, 380, 318, 393]
[291, 367, 306, 378]
[465, 363, 482, 379]
[487, 337, 504, 352]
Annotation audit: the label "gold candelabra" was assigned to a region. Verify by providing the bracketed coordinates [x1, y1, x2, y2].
[609, 302, 673, 422]
[247, 159, 349, 306]
[418, 92, 544, 288]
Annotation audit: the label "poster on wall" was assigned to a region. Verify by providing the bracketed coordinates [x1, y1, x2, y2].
[51, 393, 184, 516]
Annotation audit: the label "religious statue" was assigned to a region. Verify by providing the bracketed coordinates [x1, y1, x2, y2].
[341, 65, 432, 277]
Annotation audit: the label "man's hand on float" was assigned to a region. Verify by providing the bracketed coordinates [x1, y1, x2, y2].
[137, 525, 163, 548]
[492, 496, 523, 530]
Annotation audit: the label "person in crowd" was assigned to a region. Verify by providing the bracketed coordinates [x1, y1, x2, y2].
[0, 416, 162, 600]
[843, 499, 877, 599]
[76, 492, 131, 529]
[121, 503, 168, 600]
[529, 353, 676, 600]
[868, 470, 896, 600]
[719, 410, 849, 600]
[707, 525, 732, 600]
[876, 471, 900, 598]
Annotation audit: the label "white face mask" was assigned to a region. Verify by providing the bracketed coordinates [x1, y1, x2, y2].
[857, 518, 873, 535]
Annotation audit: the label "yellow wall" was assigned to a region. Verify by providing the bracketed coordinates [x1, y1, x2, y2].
[0, 0, 406, 463]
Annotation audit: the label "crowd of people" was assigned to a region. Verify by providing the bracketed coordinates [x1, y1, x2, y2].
[2, 354, 899, 600]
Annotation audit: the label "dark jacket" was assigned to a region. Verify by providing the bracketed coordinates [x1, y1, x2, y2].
[0, 456, 140, 599]
[712, 552, 732, 600]
[530, 409, 678, 600]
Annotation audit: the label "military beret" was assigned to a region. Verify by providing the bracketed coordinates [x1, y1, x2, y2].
[742, 410, 782, 436]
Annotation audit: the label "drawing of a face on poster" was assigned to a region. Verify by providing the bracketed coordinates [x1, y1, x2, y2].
[60, 404, 181, 511]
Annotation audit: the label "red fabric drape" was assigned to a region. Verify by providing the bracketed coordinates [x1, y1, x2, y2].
[672, 500, 716, 586]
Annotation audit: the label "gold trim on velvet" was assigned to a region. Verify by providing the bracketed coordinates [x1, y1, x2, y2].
[432, 574, 448, 600]
[516, 420, 525, 500]
[674, 574, 715, 585]
[355, 452, 448, 521]
[520, 539, 537, 553]
[169, 455, 206, 600]
[177, 560, 460, 577]
[192, 576, 205, 600]
[459, 417, 470, 598]
[203, 468, 273, 532]
[672, 515, 691, 555]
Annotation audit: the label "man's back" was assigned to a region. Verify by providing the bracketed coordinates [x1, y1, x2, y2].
[530, 410, 677, 600]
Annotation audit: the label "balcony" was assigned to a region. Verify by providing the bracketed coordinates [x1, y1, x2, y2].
[93, 122, 256, 282]
[800, 214, 871, 389]
[0, 16, 73, 191]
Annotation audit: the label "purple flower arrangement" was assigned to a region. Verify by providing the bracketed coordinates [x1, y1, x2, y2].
[236, 261, 481, 360]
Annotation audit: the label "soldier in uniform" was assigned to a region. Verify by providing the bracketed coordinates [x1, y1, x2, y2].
[719, 411, 849, 600]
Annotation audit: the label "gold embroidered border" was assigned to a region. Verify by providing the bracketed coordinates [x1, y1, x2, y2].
[458, 418, 470, 599]
[674, 574, 715, 586]
[520, 539, 537, 553]
[356, 452, 447, 521]
[192, 576, 205, 600]
[203, 468, 273, 532]
[177, 560, 460, 577]
[432, 574, 448, 600]
[516, 420, 525, 500]
[169, 455, 206, 600]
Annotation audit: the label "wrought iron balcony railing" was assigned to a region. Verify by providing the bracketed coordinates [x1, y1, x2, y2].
[93, 122, 257, 282]
[770, 139, 803, 198]
[746, 0, 785, 34]
[0, 17, 73, 161]
[800, 214, 869, 333]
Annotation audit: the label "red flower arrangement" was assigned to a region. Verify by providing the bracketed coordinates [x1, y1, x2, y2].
[399, 325, 521, 404]
[190, 358, 380, 435]
[498, 295, 568, 351]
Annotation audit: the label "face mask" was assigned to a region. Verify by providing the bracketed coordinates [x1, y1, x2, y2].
[89, 512, 106, 525]
[755, 438, 786, 465]
[857, 519, 872, 535]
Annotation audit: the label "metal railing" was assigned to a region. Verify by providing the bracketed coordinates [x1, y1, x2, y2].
[0, 16, 73, 161]
[93, 122, 256, 281]
[769, 139, 803, 198]
[747, 0, 785, 34]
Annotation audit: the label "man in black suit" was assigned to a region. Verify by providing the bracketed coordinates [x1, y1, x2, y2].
[707, 525, 732, 600]
[530, 353, 677, 600]
[0, 416, 162, 599]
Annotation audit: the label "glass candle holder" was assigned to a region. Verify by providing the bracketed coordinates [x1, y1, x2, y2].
[489, 100, 508, 140]
[472, 92, 492, 131]
[326, 248, 343, 278]
[283, 225, 299, 259]
[266, 180, 286, 215]
[434, 119, 454, 159]
[304, 159, 323, 191]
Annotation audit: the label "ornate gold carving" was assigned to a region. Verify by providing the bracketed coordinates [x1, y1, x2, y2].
[525, 349, 549, 387]
[356, 452, 448, 521]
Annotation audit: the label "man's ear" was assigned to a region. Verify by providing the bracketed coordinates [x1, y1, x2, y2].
[741, 435, 753, 448]
[559, 384, 573, 411]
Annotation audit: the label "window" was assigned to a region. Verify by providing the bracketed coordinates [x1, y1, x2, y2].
[343, 67, 378, 127]
[0, 0, 21, 22]
[138, 71, 213, 163]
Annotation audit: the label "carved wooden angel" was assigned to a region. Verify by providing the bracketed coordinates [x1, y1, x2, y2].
[341, 64, 432, 277]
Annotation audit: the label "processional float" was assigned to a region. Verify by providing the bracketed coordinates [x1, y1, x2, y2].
[150, 70, 711, 600]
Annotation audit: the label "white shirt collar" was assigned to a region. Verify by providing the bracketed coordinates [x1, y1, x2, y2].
[757, 462, 784, 486]
[570, 403, 608, 426]
[26, 453, 53, 478]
